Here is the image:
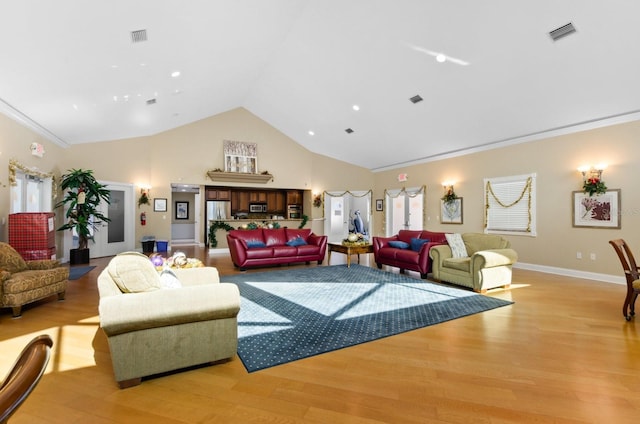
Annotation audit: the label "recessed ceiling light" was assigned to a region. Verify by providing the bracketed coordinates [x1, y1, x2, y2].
[436, 54, 446, 63]
[352, 105, 360, 111]
[308, 130, 315, 136]
[171, 71, 181, 78]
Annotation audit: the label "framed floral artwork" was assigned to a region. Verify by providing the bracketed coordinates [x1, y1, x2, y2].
[441, 198, 463, 224]
[572, 189, 620, 229]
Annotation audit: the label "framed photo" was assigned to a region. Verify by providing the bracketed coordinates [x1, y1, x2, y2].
[153, 198, 167, 212]
[175, 201, 189, 220]
[375, 199, 383, 211]
[572, 189, 620, 229]
[441, 198, 463, 224]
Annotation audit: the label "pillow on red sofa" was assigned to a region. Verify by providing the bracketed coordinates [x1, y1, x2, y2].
[410, 238, 430, 252]
[389, 240, 410, 249]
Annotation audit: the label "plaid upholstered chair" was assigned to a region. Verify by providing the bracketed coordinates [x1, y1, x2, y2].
[0, 242, 68, 317]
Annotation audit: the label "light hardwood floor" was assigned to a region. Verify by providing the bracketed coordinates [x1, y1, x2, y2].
[1, 248, 639, 424]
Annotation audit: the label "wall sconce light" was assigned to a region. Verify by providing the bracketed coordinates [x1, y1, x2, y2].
[577, 164, 607, 196]
[441, 182, 458, 204]
[313, 193, 323, 208]
[138, 187, 151, 207]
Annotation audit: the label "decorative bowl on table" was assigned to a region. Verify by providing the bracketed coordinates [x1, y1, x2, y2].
[341, 233, 369, 246]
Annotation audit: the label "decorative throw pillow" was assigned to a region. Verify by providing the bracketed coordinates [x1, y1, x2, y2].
[286, 236, 307, 247]
[410, 238, 430, 252]
[445, 233, 468, 258]
[159, 268, 182, 289]
[246, 240, 267, 248]
[388, 240, 410, 249]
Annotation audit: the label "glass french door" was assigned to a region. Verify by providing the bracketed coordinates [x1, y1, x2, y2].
[386, 188, 424, 236]
[323, 191, 372, 243]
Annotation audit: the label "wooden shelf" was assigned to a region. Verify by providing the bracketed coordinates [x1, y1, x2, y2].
[206, 171, 273, 184]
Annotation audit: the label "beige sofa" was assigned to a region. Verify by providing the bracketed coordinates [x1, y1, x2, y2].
[429, 233, 518, 292]
[97, 252, 241, 388]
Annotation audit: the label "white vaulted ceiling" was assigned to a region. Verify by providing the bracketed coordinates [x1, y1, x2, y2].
[1, 1, 639, 171]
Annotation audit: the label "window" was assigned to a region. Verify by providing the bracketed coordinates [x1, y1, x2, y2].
[10, 171, 52, 213]
[484, 173, 536, 236]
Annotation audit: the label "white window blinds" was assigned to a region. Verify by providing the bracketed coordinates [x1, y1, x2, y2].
[484, 173, 536, 236]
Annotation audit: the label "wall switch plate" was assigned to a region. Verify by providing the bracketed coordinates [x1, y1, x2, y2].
[590, 253, 596, 260]
[576, 252, 582, 259]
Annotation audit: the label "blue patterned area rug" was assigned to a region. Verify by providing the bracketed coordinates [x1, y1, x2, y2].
[68, 265, 96, 280]
[223, 264, 513, 372]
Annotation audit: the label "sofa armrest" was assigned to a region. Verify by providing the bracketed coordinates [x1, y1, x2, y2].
[372, 236, 398, 254]
[308, 234, 327, 250]
[227, 235, 249, 266]
[471, 249, 518, 270]
[26, 260, 61, 270]
[429, 244, 453, 279]
[172, 267, 220, 286]
[99, 283, 240, 336]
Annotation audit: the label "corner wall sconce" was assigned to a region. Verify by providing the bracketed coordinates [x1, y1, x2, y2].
[138, 187, 151, 207]
[441, 182, 458, 204]
[313, 193, 323, 208]
[577, 164, 607, 196]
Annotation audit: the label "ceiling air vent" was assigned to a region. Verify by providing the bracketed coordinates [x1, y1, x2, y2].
[131, 29, 148, 43]
[549, 22, 576, 41]
[146, 98, 156, 105]
[409, 95, 423, 104]
[345, 128, 354, 134]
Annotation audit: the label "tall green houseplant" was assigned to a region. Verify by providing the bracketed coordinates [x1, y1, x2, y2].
[55, 169, 111, 260]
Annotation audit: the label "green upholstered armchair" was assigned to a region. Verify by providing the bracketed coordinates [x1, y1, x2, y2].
[0, 242, 68, 317]
[429, 233, 518, 293]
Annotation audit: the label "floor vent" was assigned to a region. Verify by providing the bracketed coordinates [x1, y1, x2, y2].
[146, 98, 156, 105]
[131, 29, 148, 43]
[549, 23, 576, 41]
[409, 95, 423, 104]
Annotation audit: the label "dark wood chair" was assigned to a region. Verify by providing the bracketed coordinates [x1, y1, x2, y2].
[0, 335, 53, 423]
[609, 239, 640, 321]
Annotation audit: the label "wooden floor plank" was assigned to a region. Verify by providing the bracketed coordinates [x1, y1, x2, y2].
[1, 248, 640, 423]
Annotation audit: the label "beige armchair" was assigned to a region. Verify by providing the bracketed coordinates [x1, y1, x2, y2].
[429, 233, 517, 292]
[0, 242, 68, 317]
[97, 252, 241, 388]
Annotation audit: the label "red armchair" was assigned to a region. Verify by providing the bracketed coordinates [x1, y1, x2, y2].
[373, 230, 448, 278]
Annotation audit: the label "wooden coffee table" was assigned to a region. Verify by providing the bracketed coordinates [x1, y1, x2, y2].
[327, 242, 373, 267]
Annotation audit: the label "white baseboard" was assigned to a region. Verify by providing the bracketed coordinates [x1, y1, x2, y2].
[208, 248, 230, 255]
[514, 262, 625, 285]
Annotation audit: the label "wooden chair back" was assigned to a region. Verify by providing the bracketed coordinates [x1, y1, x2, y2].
[0, 335, 53, 423]
[609, 239, 639, 284]
[609, 239, 640, 320]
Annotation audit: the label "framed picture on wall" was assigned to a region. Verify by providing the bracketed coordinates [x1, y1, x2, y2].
[175, 201, 189, 220]
[375, 199, 383, 211]
[441, 198, 463, 224]
[572, 189, 621, 228]
[154, 198, 167, 212]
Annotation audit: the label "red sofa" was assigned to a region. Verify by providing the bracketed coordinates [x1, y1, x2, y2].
[227, 228, 328, 270]
[372, 230, 448, 279]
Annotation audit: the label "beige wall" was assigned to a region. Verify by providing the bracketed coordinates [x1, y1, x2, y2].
[372, 120, 640, 278]
[2, 105, 639, 280]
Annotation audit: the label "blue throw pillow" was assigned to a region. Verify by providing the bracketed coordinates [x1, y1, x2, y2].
[286, 236, 307, 247]
[388, 240, 410, 249]
[410, 238, 430, 252]
[246, 240, 266, 248]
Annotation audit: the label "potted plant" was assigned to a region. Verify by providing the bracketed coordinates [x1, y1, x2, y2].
[55, 169, 111, 264]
